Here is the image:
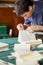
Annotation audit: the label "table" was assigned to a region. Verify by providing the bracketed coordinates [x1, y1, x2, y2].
[0, 37, 43, 65]
[0, 37, 18, 65]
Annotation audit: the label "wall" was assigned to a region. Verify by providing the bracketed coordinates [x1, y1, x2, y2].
[0, 7, 24, 37]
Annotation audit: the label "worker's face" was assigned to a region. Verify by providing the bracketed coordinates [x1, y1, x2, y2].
[21, 5, 35, 19]
[21, 11, 32, 19]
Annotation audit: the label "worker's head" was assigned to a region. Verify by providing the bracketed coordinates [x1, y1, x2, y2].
[15, 0, 35, 19]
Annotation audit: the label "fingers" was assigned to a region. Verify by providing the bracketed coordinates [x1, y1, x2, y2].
[26, 27, 33, 33]
[26, 25, 36, 33]
[17, 23, 24, 31]
[17, 24, 38, 32]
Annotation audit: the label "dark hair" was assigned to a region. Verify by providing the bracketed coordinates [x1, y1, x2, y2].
[15, 0, 34, 15]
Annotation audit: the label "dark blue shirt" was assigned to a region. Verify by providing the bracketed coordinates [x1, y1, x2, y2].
[24, 1, 43, 25]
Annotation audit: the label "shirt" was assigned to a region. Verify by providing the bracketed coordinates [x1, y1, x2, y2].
[24, 1, 43, 25]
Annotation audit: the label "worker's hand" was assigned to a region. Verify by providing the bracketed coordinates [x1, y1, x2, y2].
[26, 25, 39, 33]
[17, 23, 24, 31]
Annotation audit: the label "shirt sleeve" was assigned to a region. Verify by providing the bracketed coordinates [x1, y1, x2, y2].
[24, 18, 31, 24]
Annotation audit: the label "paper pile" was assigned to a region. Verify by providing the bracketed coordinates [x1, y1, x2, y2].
[11, 51, 42, 65]
[14, 43, 30, 55]
[0, 42, 9, 52]
[13, 38, 42, 65]
[26, 39, 42, 49]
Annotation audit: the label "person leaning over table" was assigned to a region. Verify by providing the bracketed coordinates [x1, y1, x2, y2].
[15, 0, 43, 33]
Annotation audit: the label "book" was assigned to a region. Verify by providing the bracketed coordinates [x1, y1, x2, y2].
[0, 42, 9, 52]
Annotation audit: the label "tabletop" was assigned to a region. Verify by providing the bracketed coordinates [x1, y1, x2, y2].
[0, 37, 18, 65]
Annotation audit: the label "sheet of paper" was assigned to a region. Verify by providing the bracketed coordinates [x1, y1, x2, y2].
[0, 42, 8, 48]
[0, 42, 9, 52]
[38, 44, 43, 48]
[18, 30, 36, 43]
[36, 32, 43, 35]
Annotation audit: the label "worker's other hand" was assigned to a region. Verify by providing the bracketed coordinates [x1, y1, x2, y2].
[17, 23, 24, 31]
[26, 25, 39, 33]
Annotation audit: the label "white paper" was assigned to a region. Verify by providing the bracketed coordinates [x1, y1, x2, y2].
[0, 42, 9, 52]
[14, 43, 30, 55]
[0, 42, 8, 48]
[38, 44, 43, 48]
[36, 32, 43, 35]
[18, 30, 36, 43]
[9, 29, 12, 36]
[11, 51, 42, 65]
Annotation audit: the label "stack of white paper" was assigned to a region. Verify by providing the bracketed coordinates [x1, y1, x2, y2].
[11, 51, 42, 65]
[0, 42, 9, 52]
[18, 30, 36, 43]
[14, 43, 30, 55]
